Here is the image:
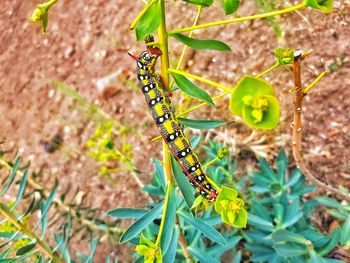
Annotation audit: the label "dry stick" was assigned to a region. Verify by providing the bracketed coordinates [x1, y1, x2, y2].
[0, 159, 124, 236]
[291, 56, 350, 202]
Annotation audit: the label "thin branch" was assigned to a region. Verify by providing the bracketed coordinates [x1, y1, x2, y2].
[168, 2, 306, 35]
[291, 55, 350, 202]
[0, 203, 63, 263]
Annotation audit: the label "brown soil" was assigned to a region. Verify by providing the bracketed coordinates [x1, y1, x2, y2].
[0, 0, 349, 261]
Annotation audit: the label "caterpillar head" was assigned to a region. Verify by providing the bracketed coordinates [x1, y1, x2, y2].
[129, 47, 162, 72]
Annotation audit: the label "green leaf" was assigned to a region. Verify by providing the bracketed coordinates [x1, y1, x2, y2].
[272, 230, 307, 244]
[248, 214, 274, 232]
[306, 0, 333, 13]
[222, 0, 240, 15]
[178, 211, 227, 246]
[340, 215, 350, 245]
[178, 118, 226, 130]
[107, 208, 147, 219]
[162, 226, 179, 262]
[172, 33, 231, 51]
[273, 243, 307, 257]
[0, 248, 11, 259]
[11, 169, 29, 210]
[153, 158, 166, 192]
[160, 184, 177, 254]
[314, 197, 342, 209]
[170, 156, 195, 211]
[135, 0, 162, 41]
[170, 72, 215, 107]
[188, 247, 220, 263]
[182, 0, 214, 7]
[309, 249, 344, 263]
[317, 227, 341, 256]
[120, 201, 164, 243]
[16, 242, 36, 256]
[0, 157, 21, 196]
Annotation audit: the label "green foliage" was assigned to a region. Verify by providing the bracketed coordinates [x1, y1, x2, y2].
[135, 0, 162, 40]
[171, 33, 231, 51]
[222, 0, 240, 15]
[0, 150, 121, 262]
[86, 120, 134, 178]
[230, 76, 280, 129]
[178, 117, 227, 130]
[306, 0, 333, 13]
[170, 72, 215, 107]
[274, 47, 295, 65]
[256, 0, 282, 39]
[182, 0, 214, 7]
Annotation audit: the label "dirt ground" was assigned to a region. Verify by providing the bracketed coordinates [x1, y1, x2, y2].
[0, 0, 349, 261]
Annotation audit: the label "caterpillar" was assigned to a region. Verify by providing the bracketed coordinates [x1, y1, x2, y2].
[129, 48, 218, 201]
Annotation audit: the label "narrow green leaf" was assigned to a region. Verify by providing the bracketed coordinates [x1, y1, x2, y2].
[178, 211, 226, 246]
[0, 248, 11, 259]
[160, 184, 177, 254]
[272, 230, 307, 244]
[16, 242, 36, 256]
[0, 157, 21, 196]
[222, 0, 240, 15]
[153, 158, 166, 192]
[86, 238, 98, 263]
[172, 33, 231, 51]
[232, 250, 242, 263]
[162, 226, 180, 262]
[247, 214, 274, 231]
[182, 0, 213, 7]
[315, 197, 342, 209]
[340, 215, 350, 245]
[135, 0, 162, 41]
[170, 72, 215, 107]
[170, 156, 195, 211]
[190, 136, 202, 149]
[188, 247, 220, 263]
[0, 259, 17, 263]
[120, 201, 164, 243]
[178, 118, 226, 130]
[107, 208, 148, 219]
[273, 243, 307, 257]
[317, 227, 341, 256]
[11, 169, 29, 210]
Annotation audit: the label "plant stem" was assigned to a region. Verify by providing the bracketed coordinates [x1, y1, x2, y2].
[129, 0, 158, 30]
[0, 203, 63, 262]
[155, 183, 172, 246]
[168, 68, 232, 93]
[303, 70, 327, 95]
[256, 62, 280, 78]
[202, 156, 220, 169]
[157, 0, 173, 183]
[291, 56, 350, 202]
[169, 5, 202, 89]
[168, 2, 306, 34]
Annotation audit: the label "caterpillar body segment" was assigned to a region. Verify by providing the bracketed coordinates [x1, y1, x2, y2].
[133, 50, 218, 201]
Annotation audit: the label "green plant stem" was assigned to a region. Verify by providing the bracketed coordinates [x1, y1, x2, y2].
[291, 56, 350, 202]
[169, 5, 202, 89]
[0, 158, 124, 236]
[303, 70, 327, 94]
[40, 0, 57, 9]
[129, 0, 158, 30]
[168, 1, 307, 34]
[168, 68, 232, 93]
[0, 203, 63, 263]
[256, 62, 280, 78]
[157, 0, 173, 183]
[155, 183, 172, 247]
[202, 156, 220, 170]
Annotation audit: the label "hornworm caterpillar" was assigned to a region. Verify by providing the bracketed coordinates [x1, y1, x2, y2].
[129, 48, 218, 201]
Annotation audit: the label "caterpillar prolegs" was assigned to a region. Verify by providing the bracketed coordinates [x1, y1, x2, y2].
[129, 48, 218, 201]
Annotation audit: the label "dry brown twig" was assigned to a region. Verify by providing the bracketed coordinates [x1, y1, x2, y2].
[291, 50, 350, 202]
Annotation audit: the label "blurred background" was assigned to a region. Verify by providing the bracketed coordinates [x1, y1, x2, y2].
[0, 0, 349, 260]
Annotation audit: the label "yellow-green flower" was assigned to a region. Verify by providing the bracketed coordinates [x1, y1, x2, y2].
[230, 76, 280, 130]
[214, 186, 247, 227]
[274, 48, 295, 65]
[135, 233, 162, 263]
[28, 0, 57, 33]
